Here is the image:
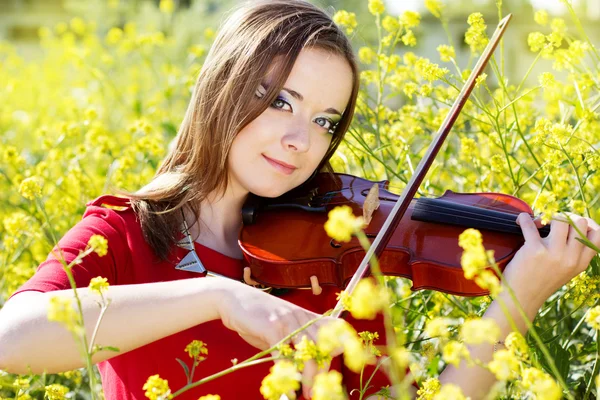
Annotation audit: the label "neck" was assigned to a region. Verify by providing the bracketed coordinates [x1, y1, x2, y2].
[185, 183, 248, 259]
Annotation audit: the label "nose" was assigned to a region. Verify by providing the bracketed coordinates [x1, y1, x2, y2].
[281, 119, 310, 153]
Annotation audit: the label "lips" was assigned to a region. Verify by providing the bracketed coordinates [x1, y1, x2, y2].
[262, 154, 297, 175]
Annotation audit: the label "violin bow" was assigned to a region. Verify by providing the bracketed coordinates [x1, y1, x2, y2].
[331, 13, 513, 318]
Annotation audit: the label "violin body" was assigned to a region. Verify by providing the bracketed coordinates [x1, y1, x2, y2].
[239, 173, 544, 297]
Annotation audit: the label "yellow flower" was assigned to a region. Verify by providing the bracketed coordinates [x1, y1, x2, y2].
[400, 11, 421, 28]
[89, 276, 109, 295]
[402, 30, 417, 47]
[198, 396, 220, 400]
[19, 177, 43, 200]
[346, 278, 388, 320]
[505, 332, 529, 360]
[565, 272, 600, 307]
[539, 72, 555, 88]
[425, 317, 453, 338]
[417, 377, 441, 399]
[432, 384, 467, 400]
[437, 45, 455, 62]
[44, 384, 69, 400]
[382, 15, 399, 32]
[442, 340, 470, 367]
[185, 339, 208, 363]
[294, 335, 331, 370]
[465, 12, 488, 52]
[159, 0, 175, 14]
[48, 296, 80, 334]
[259, 361, 301, 400]
[521, 367, 562, 400]
[528, 32, 546, 52]
[475, 73, 487, 87]
[534, 10, 549, 25]
[333, 10, 358, 35]
[533, 192, 558, 225]
[13, 378, 30, 390]
[368, 0, 385, 16]
[142, 374, 171, 400]
[415, 58, 448, 82]
[312, 370, 345, 400]
[324, 205, 364, 243]
[490, 154, 504, 172]
[317, 319, 371, 372]
[460, 318, 500, 344]
[358, 47, 376, 65]
[586, 305, 600, 330]
[474, 270, 502, 297]
[70, 17, 86, 36]
[88, 234, 108, 257]
[488, 349, 519, 380]
[425, 0, 444, 18]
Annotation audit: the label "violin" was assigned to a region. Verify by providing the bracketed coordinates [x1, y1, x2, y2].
[239, 172, 549, 297]
[239, 14, 517, 303]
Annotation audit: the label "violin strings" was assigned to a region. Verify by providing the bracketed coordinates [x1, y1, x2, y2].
[316, 190, 535, 218]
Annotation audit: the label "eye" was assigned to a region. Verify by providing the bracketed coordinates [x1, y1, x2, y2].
[314, 117, 337, 133]
[271, 97, 292, 112]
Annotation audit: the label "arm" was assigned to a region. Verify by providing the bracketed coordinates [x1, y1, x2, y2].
[439, 213, 600, 399]
[0, 277, 326, 375]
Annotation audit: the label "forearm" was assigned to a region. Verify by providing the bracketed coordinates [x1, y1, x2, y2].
[0, 277, 226, 374]
[438, 287, 546, 399]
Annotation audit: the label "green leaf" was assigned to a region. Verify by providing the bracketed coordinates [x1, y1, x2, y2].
[176, 358, 190, 381]
[535, 340, 570, 383]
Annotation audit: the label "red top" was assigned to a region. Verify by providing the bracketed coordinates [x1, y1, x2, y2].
[10, 195, 393, 399]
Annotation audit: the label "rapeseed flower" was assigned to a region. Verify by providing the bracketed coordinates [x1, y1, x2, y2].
[460, 318, 500, 344]
[18, 177, 42, 200]
[89, 276, 109, 296]
[432, 384, 467, 400]
[437, 45, 455, 62]
[368, 0, 385, 16]
[87, 234, 108, 257]
[324, 205, 364, 243]
[488, 349, 519, 380]
[142, 374, 171, 400]
[185, 339, 208, 364]
[416, 377, 441, 399]
[259, 361, 301, 400]
[520, 367, 561, 400]
[586, 305, 600, 330]
[44, 384, 69, 400]
[332, 11, 358, 35]
[425, 0, 443, 18]
[442, 340, 470, 367]
[311, 371, 345, 400]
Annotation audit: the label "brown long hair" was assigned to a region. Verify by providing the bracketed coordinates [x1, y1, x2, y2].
[127, 0, 360, 260]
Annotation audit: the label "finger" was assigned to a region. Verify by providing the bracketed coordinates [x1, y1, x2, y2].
[580, 226, 600, 267]
[238, 333, 270, 351]
[517, 213, 542, 243]
[585, 217, 600, 231]
[548, 213, 570, 248]
[566, 215, 588, 255]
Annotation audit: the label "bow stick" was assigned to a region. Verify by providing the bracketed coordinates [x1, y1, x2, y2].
[331, 13, 513, 318]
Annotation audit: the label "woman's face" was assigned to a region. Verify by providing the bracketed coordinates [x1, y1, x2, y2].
[227, 47, 354, 198]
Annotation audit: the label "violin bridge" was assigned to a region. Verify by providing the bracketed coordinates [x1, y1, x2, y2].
[363, 183, 380, 226]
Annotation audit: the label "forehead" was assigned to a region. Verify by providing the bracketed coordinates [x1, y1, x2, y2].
[270, 48, 354, 113]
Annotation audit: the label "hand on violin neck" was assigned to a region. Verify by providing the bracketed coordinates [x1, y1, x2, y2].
[504, 212, 600, 306]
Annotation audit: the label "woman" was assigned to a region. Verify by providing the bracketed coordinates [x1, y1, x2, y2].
[0, 1, 598, 399]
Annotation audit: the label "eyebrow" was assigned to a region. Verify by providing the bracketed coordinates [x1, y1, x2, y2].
[282, 87, 343, 117]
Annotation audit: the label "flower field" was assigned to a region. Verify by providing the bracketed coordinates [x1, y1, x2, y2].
[1, 0, 600, 399]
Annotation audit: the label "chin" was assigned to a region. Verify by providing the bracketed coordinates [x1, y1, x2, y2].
[250, 185, 291, 198]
